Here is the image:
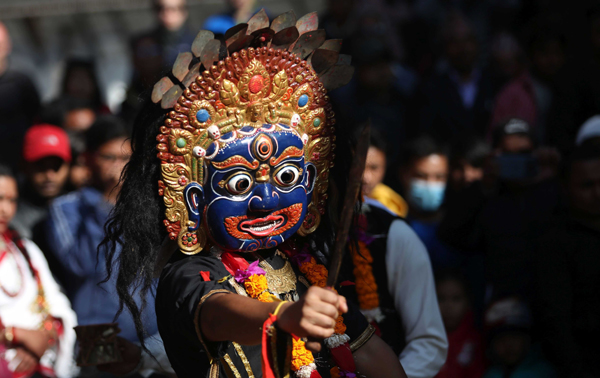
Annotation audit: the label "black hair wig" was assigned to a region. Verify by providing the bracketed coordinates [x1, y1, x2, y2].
[100, 98, 358, 348]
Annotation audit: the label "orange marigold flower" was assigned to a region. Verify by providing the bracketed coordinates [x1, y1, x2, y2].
[244, 274, 268, 298]
[334, 315, 347, 334]
[299, 258, 316, 274]
[291, 338, 314, 371]
[257, 292, 272, 302]
[349, 240, 379, 310]
[331, 367, 340, 378]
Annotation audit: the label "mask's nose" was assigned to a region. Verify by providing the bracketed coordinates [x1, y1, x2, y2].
[248, 183, 279, 212]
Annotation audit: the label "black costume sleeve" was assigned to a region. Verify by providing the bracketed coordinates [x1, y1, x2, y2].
[156, 251, 375, 378]
[156, 253, 235, 376]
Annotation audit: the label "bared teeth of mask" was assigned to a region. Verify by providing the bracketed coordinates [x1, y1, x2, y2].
[251, 221, 276, 231]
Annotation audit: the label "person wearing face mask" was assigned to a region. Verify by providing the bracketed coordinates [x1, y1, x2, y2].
[438, 119, 561, 302]
[399, 136, 463, 273]
[356, 131, 449, 378]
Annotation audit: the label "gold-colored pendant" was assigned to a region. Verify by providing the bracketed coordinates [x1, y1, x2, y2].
[259, 259, 297, 295]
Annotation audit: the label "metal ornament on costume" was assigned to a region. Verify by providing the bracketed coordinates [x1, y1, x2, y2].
[153, 10, 354, 255]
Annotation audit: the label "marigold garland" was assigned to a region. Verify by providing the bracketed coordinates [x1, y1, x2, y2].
[291, 338, 315, 371]
[296, 256, 346, 333]
[238, 265, 321, 376]
[349, 241, 379, 310]
[244, 274, 268, 298]
[236, 252, 353, 378]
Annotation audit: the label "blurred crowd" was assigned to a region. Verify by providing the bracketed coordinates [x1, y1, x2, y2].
[0, 0, 599, 377]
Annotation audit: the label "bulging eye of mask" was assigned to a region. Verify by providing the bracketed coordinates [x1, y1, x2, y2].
[408, 179, 446, 212]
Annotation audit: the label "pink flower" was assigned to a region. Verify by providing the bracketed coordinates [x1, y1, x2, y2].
[234, 260, 266, 283]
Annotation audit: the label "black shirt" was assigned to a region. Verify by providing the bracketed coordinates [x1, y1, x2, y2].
[156, 249, 373, 378]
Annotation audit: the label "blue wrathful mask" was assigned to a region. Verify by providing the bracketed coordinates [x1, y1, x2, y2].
[408, 179, 446, 212]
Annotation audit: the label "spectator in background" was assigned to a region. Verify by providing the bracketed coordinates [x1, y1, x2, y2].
[66, 131, 90, 191]
[358, 192, 448, 378]
[151, 0, 193, 65]
[321, 0, 359, 42]
[122, 0, 193, 125]
[0, 164, 77, 378]
[58, 99, 96, 191]
[44, 116, 173, 377]
[331, 8, 417, 162]
[490, 15, 566, 144]
[58, 59, 107, 113]
[546, 6, 600, 153]
[535, 144, 600, 378]
[362, 128, 409, 217]
[399, 136, 462, 272]
[483, 298, 556, 378]
[445, 137, 490, 323]
[439, 119, 560, 300]
[435, 269, 485, 378]
[11, 125, 71, 241]
[575, 115, 600, 147]
[0, 22, 41, 172]
[62, 100, 97, 133]
[489, 32, 526, 90]
[202, 0, 257, 37]
[418, 12, 496, 141]
[447, 137, 490, 202]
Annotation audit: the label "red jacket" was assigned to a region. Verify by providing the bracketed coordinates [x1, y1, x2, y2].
[436, 311, 486, 378]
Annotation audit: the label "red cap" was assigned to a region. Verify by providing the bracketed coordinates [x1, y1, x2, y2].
[23, 124, 71, 163]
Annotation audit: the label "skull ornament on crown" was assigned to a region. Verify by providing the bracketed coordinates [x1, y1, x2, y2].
[153, 10, 353, 254]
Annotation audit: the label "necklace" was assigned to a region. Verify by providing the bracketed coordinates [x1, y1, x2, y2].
[1, 231, 51, 318]
[0, 241, 25, 298]
[259, 259, 298, 301]
[222, 246, 356, 378]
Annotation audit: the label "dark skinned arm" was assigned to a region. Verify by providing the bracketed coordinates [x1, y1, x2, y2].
[202, 286, 348, 352]
[202, 286, 405, 377]
[354, 335, 407, 378]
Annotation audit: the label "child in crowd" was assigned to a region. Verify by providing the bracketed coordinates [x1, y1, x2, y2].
[362, 128, 409, 217]
[484, 298, 556, 378]
[435, 270, 485, 378]
[0, 164, 77, 377]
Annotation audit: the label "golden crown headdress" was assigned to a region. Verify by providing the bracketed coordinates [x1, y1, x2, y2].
[153, 10, 354, 254]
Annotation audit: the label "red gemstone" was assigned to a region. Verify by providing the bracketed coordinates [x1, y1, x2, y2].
[249, 75, 264, 94]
